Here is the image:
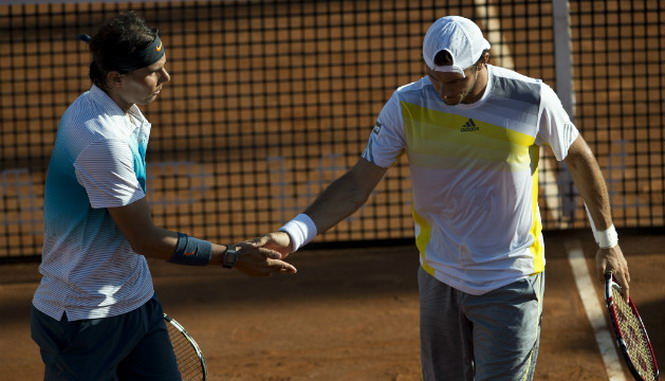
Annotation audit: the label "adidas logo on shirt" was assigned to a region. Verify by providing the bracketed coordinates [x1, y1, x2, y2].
[460, 119, 480, 132]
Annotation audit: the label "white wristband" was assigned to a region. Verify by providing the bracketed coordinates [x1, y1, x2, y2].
[595, 224, 618, 249]
[279, 213, 318, 252]
[583, 203, 618, 248]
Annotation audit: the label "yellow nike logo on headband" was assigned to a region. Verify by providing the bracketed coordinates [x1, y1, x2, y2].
[156, 41, 163, 52]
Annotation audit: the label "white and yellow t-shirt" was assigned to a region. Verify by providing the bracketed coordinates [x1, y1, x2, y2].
[362, 65, 578, 295]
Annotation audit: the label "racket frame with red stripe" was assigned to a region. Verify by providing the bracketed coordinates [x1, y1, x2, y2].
[604, 273, 659, 381]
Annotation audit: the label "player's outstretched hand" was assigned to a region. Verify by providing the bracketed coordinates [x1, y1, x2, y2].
[596, 245, 630, 300]
[248, 231, 294, 257]
[233, 241, 297, 277]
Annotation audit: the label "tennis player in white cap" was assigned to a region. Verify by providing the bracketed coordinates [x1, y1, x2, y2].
[256, 15, 629, 380]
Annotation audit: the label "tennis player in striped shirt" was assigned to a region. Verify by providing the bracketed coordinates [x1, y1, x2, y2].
[31, 11, 296, 381]
[255, 15, 630, 381]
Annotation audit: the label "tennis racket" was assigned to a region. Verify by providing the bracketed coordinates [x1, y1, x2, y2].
[164, 313, 208, 381]
[604, 273, 660, 381]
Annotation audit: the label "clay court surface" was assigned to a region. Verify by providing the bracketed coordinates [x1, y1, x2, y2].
[0, 229, 662, 381]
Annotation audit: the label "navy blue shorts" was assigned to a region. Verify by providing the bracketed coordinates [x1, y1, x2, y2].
[31, 294, 181, 381]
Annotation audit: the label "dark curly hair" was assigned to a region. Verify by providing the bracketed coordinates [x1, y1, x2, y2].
[87, 11, 158, 88]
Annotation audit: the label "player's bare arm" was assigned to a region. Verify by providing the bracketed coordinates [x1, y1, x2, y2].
[304, 158, 388, 233]
[563, 135, 630, 296]
[107, 197, 296, 275]
[253, 158, 388, 255]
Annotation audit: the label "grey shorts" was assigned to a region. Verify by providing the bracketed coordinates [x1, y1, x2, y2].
[419, 268, 545, 381]
[31, 294, 181, 381]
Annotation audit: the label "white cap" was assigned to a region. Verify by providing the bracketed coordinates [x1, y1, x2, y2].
[423, 16, 491, 77]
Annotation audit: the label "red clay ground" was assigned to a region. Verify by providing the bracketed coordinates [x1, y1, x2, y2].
[1, 229, 663, 380]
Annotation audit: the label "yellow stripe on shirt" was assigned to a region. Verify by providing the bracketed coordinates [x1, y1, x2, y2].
[529, 145, 545, 274]
[401, 101, 536, 171]
[412, 208, 436, 276]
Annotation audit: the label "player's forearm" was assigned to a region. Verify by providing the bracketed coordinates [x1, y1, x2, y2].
[108, 198, 228, 264]
[277, 179, 369, 252]
[279, 159, 386, 251]
[304, 174, 372, 234]
[571, 161, 613, 229]
[134, 227, 236, 267]
[565, 136, 621, 250]
[565, 137, 613, 230]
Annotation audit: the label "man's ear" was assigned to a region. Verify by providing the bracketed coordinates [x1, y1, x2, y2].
[474, 52, 490, 71]
[481, 51, 491, 66]
[106, 71, 125, 88]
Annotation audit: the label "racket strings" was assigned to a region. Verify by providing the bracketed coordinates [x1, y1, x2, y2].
[612, 287, 658, 379]
[166, 321, 206, 381]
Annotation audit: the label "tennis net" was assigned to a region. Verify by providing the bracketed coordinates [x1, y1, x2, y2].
[1, 0, 663, 260]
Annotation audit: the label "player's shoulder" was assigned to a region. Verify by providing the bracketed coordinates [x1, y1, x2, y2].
[394, 76, 431, 95]
[490, 65, 542, 85]
[386, 77, 434, 108]
[60, 89, 131, 148]
[489, 65, 545, 104]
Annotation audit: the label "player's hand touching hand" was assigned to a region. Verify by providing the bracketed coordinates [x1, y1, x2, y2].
[248, 232, 294, 257]
[596, 245, 630, 300]
[232, 241, 297, 277]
